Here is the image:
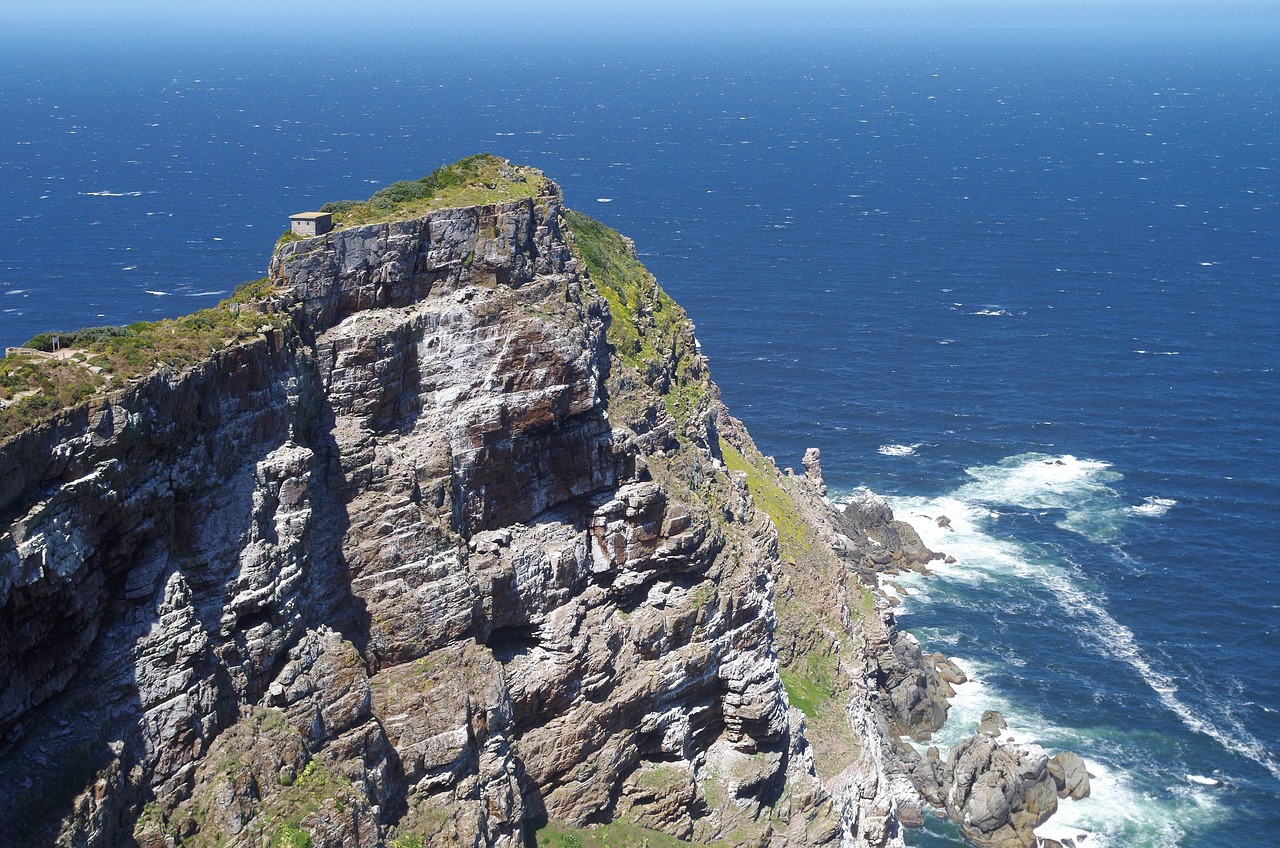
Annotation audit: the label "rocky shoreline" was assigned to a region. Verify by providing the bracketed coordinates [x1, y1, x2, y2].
[0, 161, 1089, 847]
[784, 449, 1093, 848]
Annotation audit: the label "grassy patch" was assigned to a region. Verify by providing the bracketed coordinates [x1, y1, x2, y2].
[316, 154, 548, 230]
[717, 437, 824, 566]
[778, 650, 838, 719]
[254, 759, 355, 848]
[271, 823, 312, 848]
[562, 208, 708, 426]
[534, 819, 726, 848]
[0, 277, 282, 442]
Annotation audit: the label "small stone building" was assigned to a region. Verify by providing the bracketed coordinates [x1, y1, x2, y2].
[290, 211, 333, 237]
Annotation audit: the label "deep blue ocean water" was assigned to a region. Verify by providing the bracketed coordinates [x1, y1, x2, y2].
[2, 36, 1277, 848]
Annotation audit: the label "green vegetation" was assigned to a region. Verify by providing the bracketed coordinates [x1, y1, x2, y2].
[778, 650, 838, 719]
[271, 823, 312, 848]
[0, 277, 281, 442]
[689, 582, 714, 610]
[713, 433, 859, 741]
[314, 154, 548, 231]
[562, 209, 708, 424]
[534, 819, 728, 848]
[717, 437, 824, 566]
[256, 759, 354, 848]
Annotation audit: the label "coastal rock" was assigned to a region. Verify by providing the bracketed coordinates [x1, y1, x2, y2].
[0, 171, 869, 848]
[936, 716, 1094, 848]
[840, 487, 935, 568]
[802, 446, 827, 495]
[0, 159, 1037, 848]
[977, 709, 1009, 737]
[931, 653, 968, 686]
[1048, 751, 1092, 800]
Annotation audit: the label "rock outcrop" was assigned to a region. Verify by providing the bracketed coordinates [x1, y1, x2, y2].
[0, 166, 852, 848]
[942, 719, 1059, 848]
[887, 711, 1092, 848]
[839, 488, 937, 572]
[0, 158, 1086, 848]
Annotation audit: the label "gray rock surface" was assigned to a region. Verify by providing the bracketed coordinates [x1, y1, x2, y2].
[0, 177, 871, 847]
[0, 165, 1076, 848]
[936, 717, 1092, 848]
[1048, 751, 1092, 801]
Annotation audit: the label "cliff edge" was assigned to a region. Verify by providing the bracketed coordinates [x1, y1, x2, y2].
[0, 156, 1082, 848]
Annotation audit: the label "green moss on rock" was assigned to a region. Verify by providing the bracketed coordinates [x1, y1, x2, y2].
[535, 818, 729, 848]
[0, 277, 283, 443]
[318, 153, 549, 230]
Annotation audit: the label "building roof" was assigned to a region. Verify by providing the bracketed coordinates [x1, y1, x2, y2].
[290, 211, 331, 220]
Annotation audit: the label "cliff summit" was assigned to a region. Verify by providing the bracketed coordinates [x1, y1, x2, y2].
[0, 156, 1087, 848]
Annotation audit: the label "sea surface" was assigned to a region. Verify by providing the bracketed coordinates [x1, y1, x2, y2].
[2, 34, 1277, 848]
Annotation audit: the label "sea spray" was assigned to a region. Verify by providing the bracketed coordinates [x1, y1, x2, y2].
[842, 453, 1245, 845]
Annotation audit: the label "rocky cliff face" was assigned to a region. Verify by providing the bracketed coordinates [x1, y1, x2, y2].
[0, 162, 1079, 848]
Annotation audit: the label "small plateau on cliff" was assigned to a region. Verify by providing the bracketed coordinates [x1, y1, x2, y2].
[0, 155, 1089, 848]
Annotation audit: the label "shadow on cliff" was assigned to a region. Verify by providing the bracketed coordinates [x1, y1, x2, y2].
[295, 351, 373, 661]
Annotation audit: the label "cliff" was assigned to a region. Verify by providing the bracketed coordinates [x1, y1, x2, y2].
[0, 156, 1081, 848]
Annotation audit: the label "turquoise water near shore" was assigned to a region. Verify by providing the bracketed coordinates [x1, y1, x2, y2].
[2, 36, 1276, 847]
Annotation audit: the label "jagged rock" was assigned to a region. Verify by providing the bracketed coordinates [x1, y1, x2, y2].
[840, 488, 935, 567]
[977, 710, 1008, 737]
[864, 610, 950, 742]
[5, 158, 1050, 848]
[932, 715, 1092, 848]
[0, 166, 877, 848]
[931, 653, 968, 686]
[910, 745, 947, 808]
[802, 447, 827, 495]
[1048, 751, 1091, 800]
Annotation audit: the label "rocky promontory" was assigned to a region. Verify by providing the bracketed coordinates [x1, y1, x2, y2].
[0, 155, 1088, 847]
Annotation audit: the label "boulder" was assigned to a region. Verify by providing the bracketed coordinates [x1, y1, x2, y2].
[1048, 751, 1091, 800]
[977, 709, 1008, 737]
[943, 726, 1058, 848]
[930, 653, 968, 686]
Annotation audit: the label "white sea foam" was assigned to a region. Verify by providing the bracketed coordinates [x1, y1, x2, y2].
[596, 197, 613, 202]
[956, 453, 1119, 510]
[1129, 496, 1176, 517]
[877, 443, 920, 457]
[82, 190, 143, 197]
[888, 460, 1280, 783]
[953, 452, 1125, 541]
[4, 289, 24, 295]
[971, 308, 1013, 316]
[144, 290, 169, 296]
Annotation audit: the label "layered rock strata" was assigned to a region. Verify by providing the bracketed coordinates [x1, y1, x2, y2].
[0, 175, 845, 847]
[0, 163, 1083, 848]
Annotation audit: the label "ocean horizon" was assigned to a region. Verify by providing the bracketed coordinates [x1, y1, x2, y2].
[2, 30, 1277, 847]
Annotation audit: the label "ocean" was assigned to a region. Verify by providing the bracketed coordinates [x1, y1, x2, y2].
[2, 34, 1277, 848]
